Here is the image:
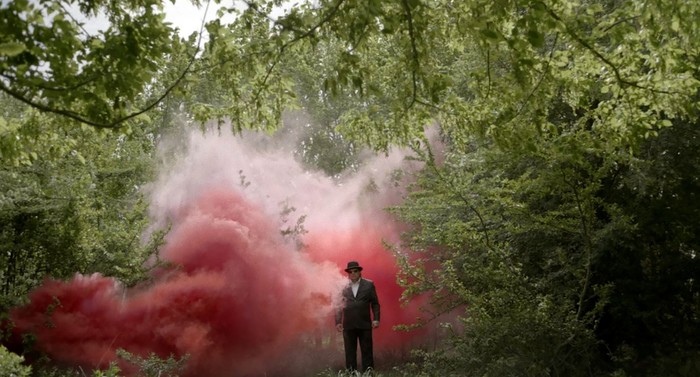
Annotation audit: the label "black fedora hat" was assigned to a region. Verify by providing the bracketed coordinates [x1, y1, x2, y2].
[344, 261, 363, 272]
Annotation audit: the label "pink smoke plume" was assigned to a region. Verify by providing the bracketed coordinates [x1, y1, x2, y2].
[8, 125, 435, 376]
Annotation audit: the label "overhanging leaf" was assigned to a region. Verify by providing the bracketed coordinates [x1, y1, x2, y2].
[0, 42, 26, 57]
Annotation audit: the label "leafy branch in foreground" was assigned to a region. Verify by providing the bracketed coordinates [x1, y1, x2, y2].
[115, 349, 189, 377]
[0, 0, 207, 129]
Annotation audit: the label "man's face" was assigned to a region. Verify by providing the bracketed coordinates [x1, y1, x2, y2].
[347, 269, 361, 282]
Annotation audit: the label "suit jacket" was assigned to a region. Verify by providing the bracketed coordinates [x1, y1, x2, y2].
[335, 278, 380, 330]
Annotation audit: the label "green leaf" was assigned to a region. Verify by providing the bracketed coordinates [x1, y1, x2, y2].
[526, 29, 544, 48]
[0, 42, 26, 57]
[134, 113, 151, 123]
[480, 28, 499, 40]
[671, 16, 680, 32]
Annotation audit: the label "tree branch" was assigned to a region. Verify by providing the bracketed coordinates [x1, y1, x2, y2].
[510, 33, 560, 121]
[419, 142, 496, 253]
[251, 0, 347, 106]
[58, 0, 94, 37]
[559, 167, 594, 321]
[541, 2, 675, 95]
[486, 48, 492, 98]
[1, 72, 99, 93]
[402, 0, 420, 108]
[0, 0, 212, 129]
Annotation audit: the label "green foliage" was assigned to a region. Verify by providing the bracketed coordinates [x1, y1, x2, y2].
[24, 349, 187, 377]
[184, 7, 298, 132]
[0, 345, 31, 377]
[0, 0, 183, 129]
[390, 135, 601, 374]
[91, 363, 122, 377]
[30, 363, 82, 377]
[315, 367, 393, 377]
[239, 2, 700, 374]
[0, 94, 165, 308]
[115, 349, 188, 377]
[2, 1, 700, 376]
[230, 0, 699, 153]
[589, 121, 700, 376]
[389, 114, 700, 375]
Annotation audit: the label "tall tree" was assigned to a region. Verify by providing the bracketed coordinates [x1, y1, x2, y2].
[0, 86, 172, 312]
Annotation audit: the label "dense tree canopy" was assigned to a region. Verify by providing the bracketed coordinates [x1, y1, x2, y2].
[1, 0, 700, 376]
[0, 0, 188, 127]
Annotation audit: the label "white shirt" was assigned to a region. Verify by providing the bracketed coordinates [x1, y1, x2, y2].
[351, 279, 361, 297]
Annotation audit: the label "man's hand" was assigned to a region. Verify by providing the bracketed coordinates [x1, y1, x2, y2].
[336, 323, 343, 332]
[372, 320, 379, 328]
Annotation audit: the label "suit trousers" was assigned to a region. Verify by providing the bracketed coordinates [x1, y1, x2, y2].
[343, 328, 374, 372]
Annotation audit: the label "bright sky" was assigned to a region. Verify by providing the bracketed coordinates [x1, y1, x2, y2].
[73, 0, 224, 38]
[163, 0, 229, 38]
[73, 0, 291, 39]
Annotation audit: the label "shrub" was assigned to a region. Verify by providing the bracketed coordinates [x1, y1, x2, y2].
[0, 345, 31, 377]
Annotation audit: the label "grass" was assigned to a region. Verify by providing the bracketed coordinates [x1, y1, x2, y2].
[314, 366, 408, 377]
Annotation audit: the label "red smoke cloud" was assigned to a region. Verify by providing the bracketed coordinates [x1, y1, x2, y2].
[8, 128, 434, 376]
[304, 224, 432, 352]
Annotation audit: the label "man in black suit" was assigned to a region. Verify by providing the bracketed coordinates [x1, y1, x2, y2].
[335, 261, 380, 373]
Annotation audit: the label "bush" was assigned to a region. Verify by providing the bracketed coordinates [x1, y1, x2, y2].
[0, 345, 31, 377]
